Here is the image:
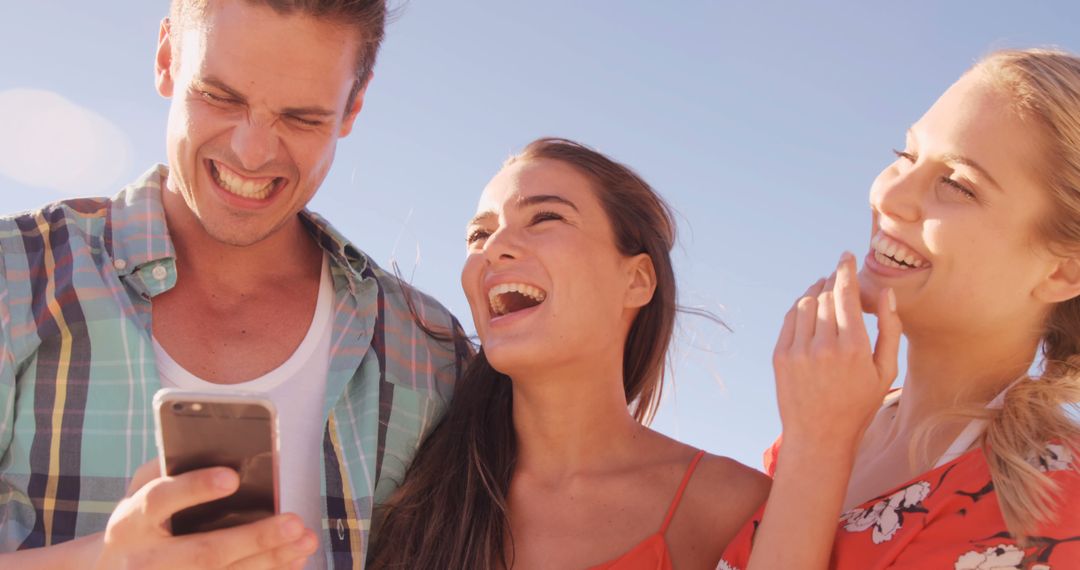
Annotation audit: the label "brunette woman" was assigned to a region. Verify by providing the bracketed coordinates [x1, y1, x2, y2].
[370, 138, 770, 569]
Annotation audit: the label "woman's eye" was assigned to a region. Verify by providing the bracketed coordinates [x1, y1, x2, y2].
[466, 228, 490, 244]
[940, 177, 977, 200]
[530, 210, 564, 224]
[892, 148, 916, 162]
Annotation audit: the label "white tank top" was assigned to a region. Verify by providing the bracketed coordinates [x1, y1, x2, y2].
[154, 255, 333, 570]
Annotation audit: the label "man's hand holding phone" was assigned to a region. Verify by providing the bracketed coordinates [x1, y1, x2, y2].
[93, 460, 317, 570]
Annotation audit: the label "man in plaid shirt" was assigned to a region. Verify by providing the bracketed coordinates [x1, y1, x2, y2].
[0, 1, 466, 568]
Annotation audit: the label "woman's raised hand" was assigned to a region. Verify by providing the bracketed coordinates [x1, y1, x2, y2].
[772, 252, 903, 454]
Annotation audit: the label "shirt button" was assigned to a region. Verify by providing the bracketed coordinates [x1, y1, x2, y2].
[151, 265, 168, 281]
[113, 259, 127, 271]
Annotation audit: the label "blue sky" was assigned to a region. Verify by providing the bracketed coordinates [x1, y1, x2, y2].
[2, 1, 1078, 467]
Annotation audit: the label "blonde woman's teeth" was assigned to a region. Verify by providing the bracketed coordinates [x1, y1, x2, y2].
[871, 233, 927, 269]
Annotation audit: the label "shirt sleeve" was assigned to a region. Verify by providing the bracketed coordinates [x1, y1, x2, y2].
[1029, 446, 1080, 561]
[0, 241, 15, 459]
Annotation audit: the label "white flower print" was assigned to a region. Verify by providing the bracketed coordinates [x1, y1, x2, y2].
[842, 481, 931, 544]
[954, 544, 1025, 569]
[1032, 443, 1073, 473]
[716, 560, 739, 570]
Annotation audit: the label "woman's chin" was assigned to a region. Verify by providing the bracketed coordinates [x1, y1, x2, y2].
[481, 343, 529, 376]
[857, 268, 880, 314]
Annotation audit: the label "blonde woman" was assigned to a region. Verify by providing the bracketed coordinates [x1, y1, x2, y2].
[723, 49, 1080, 569]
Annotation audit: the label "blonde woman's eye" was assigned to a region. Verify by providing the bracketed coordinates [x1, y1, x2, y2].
[941, 177, 977, 200]
[466, 229, 490, 244]
[892, 148, 916, 162]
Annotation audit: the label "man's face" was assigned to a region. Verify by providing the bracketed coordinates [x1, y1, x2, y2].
[155, 0, 365, 246]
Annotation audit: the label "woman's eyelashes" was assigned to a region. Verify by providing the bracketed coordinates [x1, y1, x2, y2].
[466, 227, 490, 245]
[892, 148, 916, 163]
[939, 177, 977, 200]
[529, 210, 565, 225]
[891, 149, 978, 201]
[465, 210, 568, 245]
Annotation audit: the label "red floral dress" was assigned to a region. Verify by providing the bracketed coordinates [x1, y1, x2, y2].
[719, 439, 1080, 570]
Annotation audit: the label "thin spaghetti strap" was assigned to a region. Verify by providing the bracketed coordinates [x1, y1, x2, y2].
[659, 449, 706, 534]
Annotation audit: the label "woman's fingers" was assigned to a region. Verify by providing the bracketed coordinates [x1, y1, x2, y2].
[814, 291, 837, 341]
[777, 278, 825, 352]
[833, 252, 869, 343]
[793, 291, 821, 347]
[873, 287, 902, 385]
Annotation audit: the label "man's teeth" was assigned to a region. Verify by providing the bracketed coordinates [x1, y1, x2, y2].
[871, 233, 926, 269]
[212, 161, 276, 200]
[487, 283, 547, 317]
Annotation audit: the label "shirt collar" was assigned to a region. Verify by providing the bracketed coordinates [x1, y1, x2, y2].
[107, 164, 176, 277]
[108, 163, 375, 299]
[299, 209, 373, 297]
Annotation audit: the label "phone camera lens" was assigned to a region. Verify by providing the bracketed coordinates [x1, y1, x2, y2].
[172, 402, 184, 412]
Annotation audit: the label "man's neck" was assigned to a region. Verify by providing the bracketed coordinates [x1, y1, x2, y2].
[161, 187, 323, 295]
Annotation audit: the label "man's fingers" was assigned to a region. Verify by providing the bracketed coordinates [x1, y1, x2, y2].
[138, 467, 239, 526]
[126, 459, 162, 497]
[873, 288, 902, 385]
[165, 514, 311, 569]
[224, 524, 318, 570]
[833, 252, 867, 341]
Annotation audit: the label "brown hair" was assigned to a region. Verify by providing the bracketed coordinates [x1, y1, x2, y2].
[920, 49, 1080, 542]
[368, 138, 678, 569]
[168, 0, 388, 107]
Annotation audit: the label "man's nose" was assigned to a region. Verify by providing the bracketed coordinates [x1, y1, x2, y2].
[230, 116, 278, 173]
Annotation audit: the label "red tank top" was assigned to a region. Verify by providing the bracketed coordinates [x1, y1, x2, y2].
[587, 450, 706, 570]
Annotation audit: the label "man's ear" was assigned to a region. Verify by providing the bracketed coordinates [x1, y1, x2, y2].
[1035, 255, 1080, 303]
[155, 18, 175, 98]
[337, 72, 371, 138]
[624, 253, 657, 309]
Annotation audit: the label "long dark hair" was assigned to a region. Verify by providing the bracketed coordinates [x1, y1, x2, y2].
[368, 138, 678, 569]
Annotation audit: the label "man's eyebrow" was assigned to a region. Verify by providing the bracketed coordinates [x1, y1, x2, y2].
[280, 104, 338, 118]
[198, 76, 336, 118]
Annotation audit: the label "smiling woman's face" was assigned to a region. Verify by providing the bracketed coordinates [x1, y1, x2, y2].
[857, 70, 1061, 335]
[461, 158, 642, 377]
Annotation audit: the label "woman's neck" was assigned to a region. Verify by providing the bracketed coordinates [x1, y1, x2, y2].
[509, 355, 647, 485]
[891, 326, 1040, 438]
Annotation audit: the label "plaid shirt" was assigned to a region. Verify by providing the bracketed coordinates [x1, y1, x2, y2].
[0, 165, 467, 568]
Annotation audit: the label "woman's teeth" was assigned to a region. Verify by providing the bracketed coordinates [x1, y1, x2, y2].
[488, 283, 547, 317]
[871, 233, 927, 269]
[212, 161, 277, 200]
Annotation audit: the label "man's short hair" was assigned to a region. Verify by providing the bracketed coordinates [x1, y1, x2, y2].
[169, 0, 387, 105]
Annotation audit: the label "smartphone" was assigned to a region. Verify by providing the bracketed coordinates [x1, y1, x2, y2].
[153, 388, 280, 535]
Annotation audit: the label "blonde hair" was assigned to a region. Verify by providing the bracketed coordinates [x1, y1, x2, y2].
[934, 48, 1080, 541]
